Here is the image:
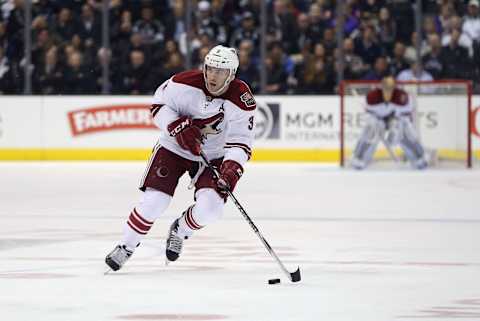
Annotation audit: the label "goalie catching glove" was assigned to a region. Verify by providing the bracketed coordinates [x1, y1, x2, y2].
[168, 116, 202, 156]
[216, 160, 243, 196]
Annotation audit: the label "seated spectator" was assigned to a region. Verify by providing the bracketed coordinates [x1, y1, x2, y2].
[354, 24, 382, 66]
[389, 0, 414, 43]
[196, 0, 227, 45]
[190, 31, 214, 68]
[113, 9, 133, 50]
[264, 56, 287, 94]
[269, 41, 296, 91]
[0, 46, 14, 94]
[267, 0, 297, 54]
[442, 15, 473, 57]
[236, 49, 259, 93]
[295, 53, 335, 94]
[171, 0, 187, 55]
[389, 41, 409, 76]
[132, 6, 165, 46]
[462, 0, 480, 43]
[377, 7, 396, 55]
[363, 56, 389, 80]
[62, 51, 96, 94]
[121, 50, 153, 94]
[31, 28, 56, 66]
[290, 13, 310, 55]
[229, 11, 260, 50]
[93, 47, 123, 94]
[118, 32, 152, 67]
[396, 59, 433, 82]
[423, 15, 441, 40]
[437, 2, 455, 34]
[77, 4, 101, 48]
[358, 0, 384, 15]
[32, 46, 63, 94]
[159, 52, 184, 84]
[53, 7, 78, 45]
[422, 34, 444, 79]
[322, 27, 337, 57]
[404, 32, 429, 64]
[305, 3, 327, 45]
[343, 37, 367, 79]
[440, 28, 473, 79]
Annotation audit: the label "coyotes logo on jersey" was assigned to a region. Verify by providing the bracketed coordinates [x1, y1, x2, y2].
[193, 112, 224, 140]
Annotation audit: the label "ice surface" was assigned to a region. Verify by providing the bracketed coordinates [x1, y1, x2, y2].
[0, 162, 479, 321]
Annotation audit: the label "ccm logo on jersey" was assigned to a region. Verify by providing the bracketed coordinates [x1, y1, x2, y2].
[240, 92, 256, 108]
[68, 105, 155, 136]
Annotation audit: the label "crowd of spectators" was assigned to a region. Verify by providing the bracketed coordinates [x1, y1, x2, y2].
[0, 0, 479, 95]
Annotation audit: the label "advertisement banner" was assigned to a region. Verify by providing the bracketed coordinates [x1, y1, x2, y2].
[0, 95, 479, 161]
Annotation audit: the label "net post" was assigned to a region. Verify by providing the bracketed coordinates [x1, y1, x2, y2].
[339, 80, 345, 167]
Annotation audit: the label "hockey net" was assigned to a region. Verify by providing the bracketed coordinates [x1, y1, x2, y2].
[340, 80, 474, 168]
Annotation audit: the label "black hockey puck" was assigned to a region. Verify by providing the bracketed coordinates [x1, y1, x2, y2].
[268, 278, 281, 285]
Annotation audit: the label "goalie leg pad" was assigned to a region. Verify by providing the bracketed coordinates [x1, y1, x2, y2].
[397, 117, 427, 169]
[351, 115, 385, 169]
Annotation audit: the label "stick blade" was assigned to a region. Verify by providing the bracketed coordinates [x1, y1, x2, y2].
[290, 267, 301, 282]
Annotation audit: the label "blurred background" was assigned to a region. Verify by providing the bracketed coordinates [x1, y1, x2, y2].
[0, 0, 479, 96]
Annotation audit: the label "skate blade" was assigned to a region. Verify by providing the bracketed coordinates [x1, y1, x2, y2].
[104, 268, 112, 275]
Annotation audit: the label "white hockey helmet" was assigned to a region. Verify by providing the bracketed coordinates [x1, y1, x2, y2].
[203, 45, 239, 95]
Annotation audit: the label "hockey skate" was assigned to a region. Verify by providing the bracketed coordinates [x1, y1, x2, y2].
[105, 244, 133, 272]
[165, 218, 188, 264]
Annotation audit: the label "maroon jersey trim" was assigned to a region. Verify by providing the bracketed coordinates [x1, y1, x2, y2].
[172, 70, 256, 111]
[151, 104, 164, 118]
[366, 88, 409, 106]
[225, 142, 252, 160]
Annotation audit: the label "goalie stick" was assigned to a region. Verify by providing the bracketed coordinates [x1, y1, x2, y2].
[199, 151, 301, 283]
[380, 135, 401, 163]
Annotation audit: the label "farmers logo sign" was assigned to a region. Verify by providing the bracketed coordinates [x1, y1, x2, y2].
[68, 105, 156, 136]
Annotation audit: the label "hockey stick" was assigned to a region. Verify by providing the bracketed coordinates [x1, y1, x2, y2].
[199, 151, 301, 283]
[380, 135, 400, 163]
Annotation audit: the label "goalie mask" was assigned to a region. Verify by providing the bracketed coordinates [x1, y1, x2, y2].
[203, 45, 239, 96]
[381, 76, 396, 102]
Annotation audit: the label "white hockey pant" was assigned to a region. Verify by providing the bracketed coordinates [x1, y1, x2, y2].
[351, 115, 385, 169]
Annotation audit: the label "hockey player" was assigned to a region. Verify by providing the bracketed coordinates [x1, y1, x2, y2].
[350, 76, 428, 169]
[105, 45, 256, 271]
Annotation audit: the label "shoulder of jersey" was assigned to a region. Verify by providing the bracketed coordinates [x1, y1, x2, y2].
[366, 87, 408, 106]
[172, 70, 208, 94]
[222, 78, 256, 111]
[391, 88, 409, 105]
[366, 88, 383, 105]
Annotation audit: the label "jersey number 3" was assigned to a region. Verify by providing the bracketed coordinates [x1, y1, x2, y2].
[248, 116, 254, 130]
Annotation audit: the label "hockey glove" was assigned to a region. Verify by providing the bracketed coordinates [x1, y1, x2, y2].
[167, 116, 202, 156]
[216, 160, 243, 196]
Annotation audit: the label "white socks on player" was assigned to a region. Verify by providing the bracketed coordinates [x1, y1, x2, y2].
[122, 188, 172, 250]
[178, 189, 224, 237]
[122, 187, 224, 251]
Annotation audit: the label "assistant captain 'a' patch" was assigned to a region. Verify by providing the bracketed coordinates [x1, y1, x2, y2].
[240, 92, 256, 108]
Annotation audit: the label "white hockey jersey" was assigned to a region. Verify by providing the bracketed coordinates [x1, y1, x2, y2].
[364, 87, 413, 119]
[150, 70, 256, 166]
